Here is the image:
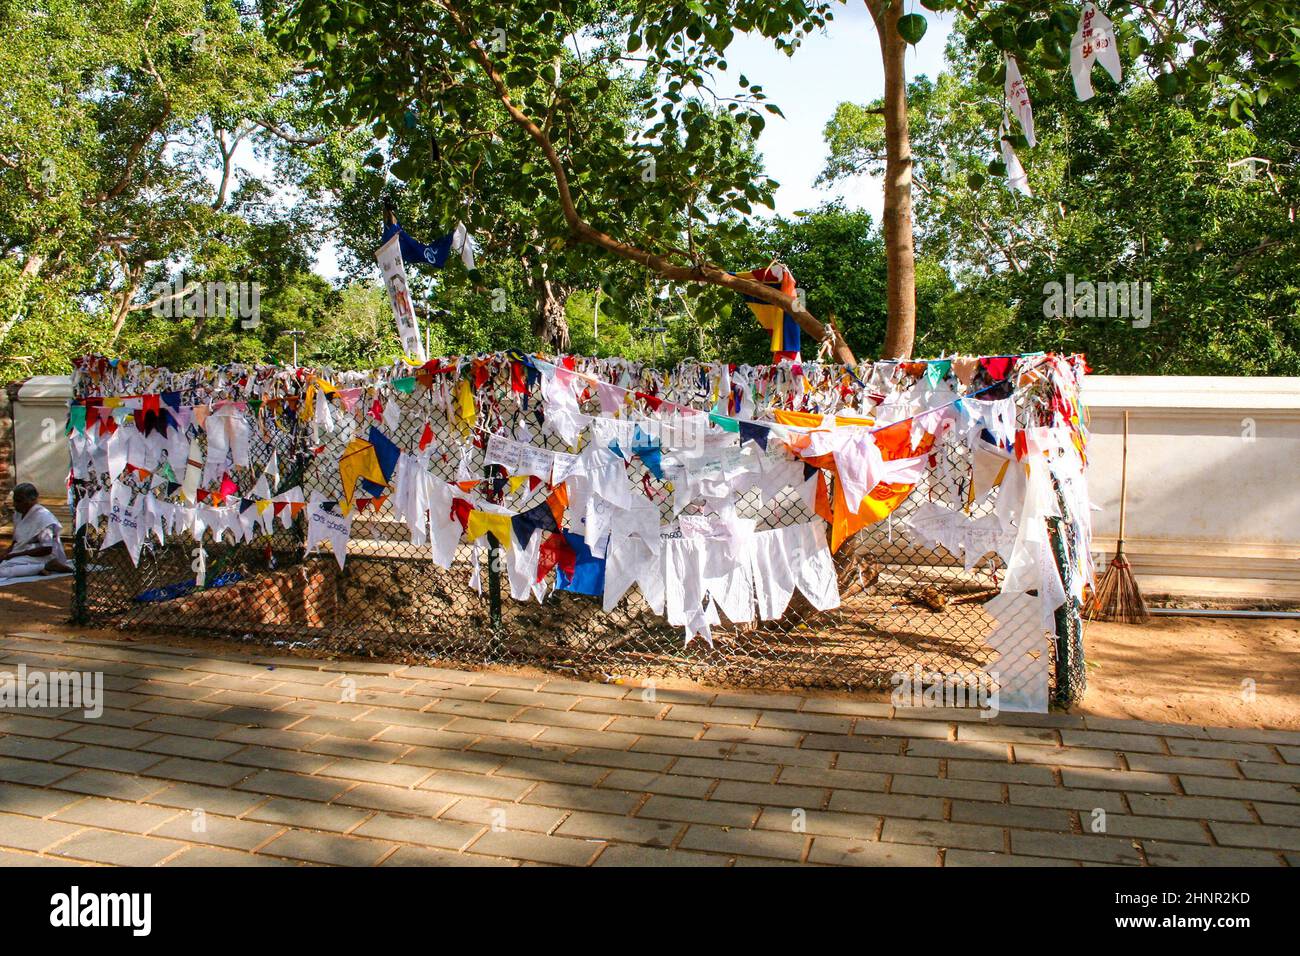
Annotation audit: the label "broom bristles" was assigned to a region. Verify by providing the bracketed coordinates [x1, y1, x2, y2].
[1087, 552, 1149, 624]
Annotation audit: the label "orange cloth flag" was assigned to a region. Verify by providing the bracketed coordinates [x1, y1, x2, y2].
[787, 415, 936, 552]
[338, 438, 386, 516]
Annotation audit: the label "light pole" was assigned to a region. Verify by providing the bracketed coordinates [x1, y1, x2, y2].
[284, 329, 307, 367]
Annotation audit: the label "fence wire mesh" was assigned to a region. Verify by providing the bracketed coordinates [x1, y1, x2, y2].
[72, 357, 1087, 704]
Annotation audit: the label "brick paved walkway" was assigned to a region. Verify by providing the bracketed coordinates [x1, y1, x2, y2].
[0, 629, 1296, 866]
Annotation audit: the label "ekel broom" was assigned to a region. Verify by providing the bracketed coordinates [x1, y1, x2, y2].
[1087, 409, 1149, 623]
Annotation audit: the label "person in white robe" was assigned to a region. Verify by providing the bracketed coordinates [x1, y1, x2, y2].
[0, 483, 70, 578]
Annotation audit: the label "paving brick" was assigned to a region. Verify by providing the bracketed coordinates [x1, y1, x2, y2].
[901, 739, 1009, 761]
[1126, 793, 1256, 823]
[1254, 802, 1300, 827]
[1142, 840, 1283, 866]
[153, 813, 283, 851]
[539, 678, 628, 699]
[467, 829, 600, 866]
[670, 756, 773, 783]
[944, 849, 1076, 867]
[236, 769, 352, 802]
[1013, 745, 1124, 769]
[381, 845, 516, 866]
[395, 746, 502, 774]
[710, 779, 826, 809]
[429, 699, 526, 722]
[51, 797, 179, 833]
[957, 723, 1058, 745]
[164, 846, 301, 866]
[49, 828, 187, 866]
[555, 811, 682, 847]
[523, 782, 642, 816]
[514, 707, 610, 730]
[826, 790, 945, 820]
[0, 812, 82, 852]
[834, 753, 940, 776]
[245, 797, 372, 833]
[637, 795, 757, 828]
[1208, 821, 1300, 851]
[563, 747, 673, 773]
[754, 807, 878, 839]
[1240, 762, 1300, 784]
[631, 736, 735, 759]
[537, 727, 638, 750]
[797, 698, 894, 718]
[0, 783, 81, 818]
[1178, 775, 1299, 804]
[0, 735, 80, 761]
[801, 734, 902, 755]
[947, 761, 1055, 785]
[894, 775, 1004, 802]
[494, 756, 608, 786]
[1095, 814, 1209, 844]
[226, 745, 335, 774]
[316, 758, 432, 788]
[1123, 753, 1239, 778]
[143, 756, 252, 787]
[607, 716, 706, 739]
[1059, 768, 1177, 793]
[725, 742, 831, 769]
[664, 704, 758, 726]
[1166, 738, 1277, 762]
[332, 783, 459, 816]
[440, 797, 567, 833]
[50, 769, 166, 802]
[679, 824, 807, 861]
[261, 829, 395, 866]
[757, 711, 853, 735]
[1058, 730, 1165, 753]
[1011, 830, 1142, 865]
[713, 692, 805, 712]
[778, 765, 888, 792]
[854, 718, 952, 739]
[593, 844, 729, 866]
[571, 697, 666, 718]
[701, 725, 804, 747]
[419, 770, 532, 801]
[378, 726, 478, 750]
[57, 745, 166, 774]
[354, 813, 483, 850]
[600, 770, 713, 799]
[144, 782, 269, 817]
[1083, 717, 1209, 739]
[807, 836, 937, 866]
[307, 736, 411, 763]
[1008, 784, 1126, 813]
[882, 818, 1005, 852]
[950, 800, 1072, 831]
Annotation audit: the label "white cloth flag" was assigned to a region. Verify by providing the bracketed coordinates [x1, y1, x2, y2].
[1005, 55, 1036, 146]
[375, 233, 427, 362]
[1070, 2, 1122, 101]
[1000, 117, 1032, 196]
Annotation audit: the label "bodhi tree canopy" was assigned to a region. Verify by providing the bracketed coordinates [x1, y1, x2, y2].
[270, 0, 1300, 362]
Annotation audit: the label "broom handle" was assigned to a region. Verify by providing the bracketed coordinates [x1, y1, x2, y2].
[1117, 410, 1129, 552]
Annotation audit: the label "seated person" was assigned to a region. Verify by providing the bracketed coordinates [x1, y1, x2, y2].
[0, 483, 71, 578]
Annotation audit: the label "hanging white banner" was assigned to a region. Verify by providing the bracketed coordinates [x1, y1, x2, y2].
[375, 234, 427, 362]
[1070, 2, 1122, 101]
[1005, 55, 1036, 146]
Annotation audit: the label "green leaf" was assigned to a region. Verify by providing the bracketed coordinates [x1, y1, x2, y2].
[897, 14, 928, 46]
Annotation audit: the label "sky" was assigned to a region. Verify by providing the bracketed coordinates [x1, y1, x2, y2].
[718, 6, 954, 221]
[296, 7, 956, 279]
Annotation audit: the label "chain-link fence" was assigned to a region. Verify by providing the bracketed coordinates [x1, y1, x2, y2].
[71, 356, 1087, 705]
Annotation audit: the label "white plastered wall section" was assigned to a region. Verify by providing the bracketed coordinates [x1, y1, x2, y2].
[1084, 375, 1300, 603]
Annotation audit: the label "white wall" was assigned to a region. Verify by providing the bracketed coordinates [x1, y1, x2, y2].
[12, 375, 73, 501]
[1083, 376, 1300, 601]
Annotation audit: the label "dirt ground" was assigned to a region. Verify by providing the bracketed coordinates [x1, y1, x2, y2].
[3, 576, 1299, 730]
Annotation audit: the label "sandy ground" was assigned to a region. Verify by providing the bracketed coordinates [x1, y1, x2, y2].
[3, 576, 1299, 730]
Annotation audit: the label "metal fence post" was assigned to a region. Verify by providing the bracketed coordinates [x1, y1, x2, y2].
[486, 532, 504, 660]
[71, 523, 88, 626]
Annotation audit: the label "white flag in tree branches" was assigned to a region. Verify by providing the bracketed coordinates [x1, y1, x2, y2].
[1070, 2, 1122, 100]
[1000, 117, 1032, 196]
[1005, 55, 1036, 147]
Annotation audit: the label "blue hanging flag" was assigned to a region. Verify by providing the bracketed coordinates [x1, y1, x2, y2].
[381, 220, 455, 268]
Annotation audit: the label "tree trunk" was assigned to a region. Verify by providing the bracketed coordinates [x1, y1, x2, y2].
[527, 256, 570, 351]
[109, 278, 140, 344]
[867, 0, 917, 359]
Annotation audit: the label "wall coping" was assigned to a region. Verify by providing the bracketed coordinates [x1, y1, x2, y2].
[1083, 375, 1300, 411]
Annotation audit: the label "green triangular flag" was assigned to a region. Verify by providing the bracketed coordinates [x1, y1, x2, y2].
[393, 376, 417, 394]
[708, 413, 740, 433]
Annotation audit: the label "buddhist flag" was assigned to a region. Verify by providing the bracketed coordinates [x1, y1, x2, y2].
[739, 265, 801, 355]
